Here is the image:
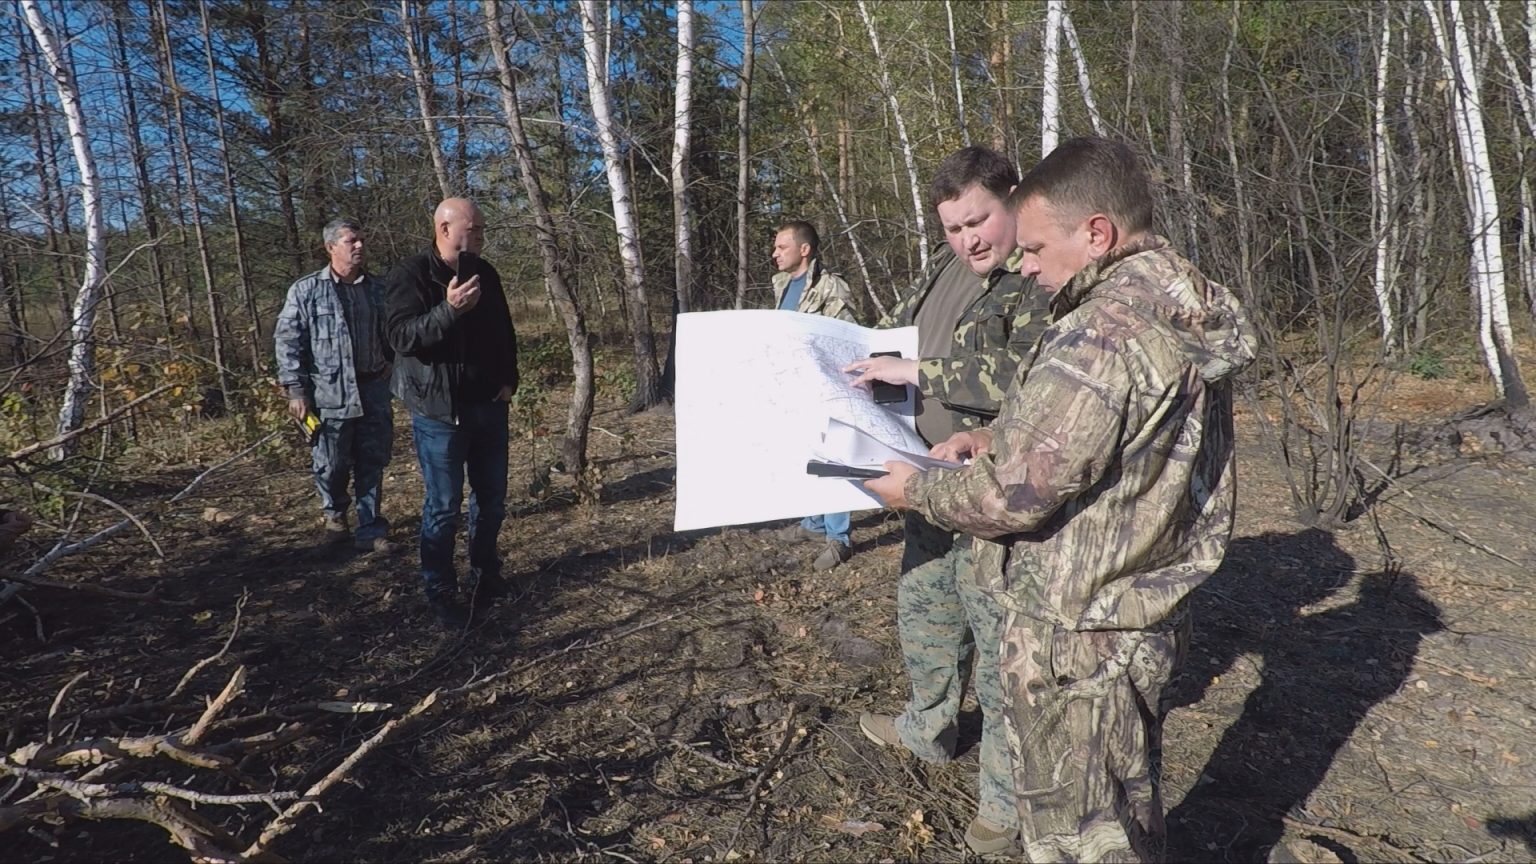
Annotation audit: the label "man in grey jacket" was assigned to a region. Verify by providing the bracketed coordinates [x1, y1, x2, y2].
[274, 218, 396, 553]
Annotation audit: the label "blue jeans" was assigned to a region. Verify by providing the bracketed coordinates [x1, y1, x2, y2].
[409, 401, 509, 598]
[312, 377, 393, 539]
[801, 512, 850, 547]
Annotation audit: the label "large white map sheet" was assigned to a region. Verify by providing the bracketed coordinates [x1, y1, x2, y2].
[673, 310, 921, 531]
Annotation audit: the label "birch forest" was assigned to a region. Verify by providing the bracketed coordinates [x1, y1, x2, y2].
[6, 2, 1536, 862]
[4, 1, 1535, 442]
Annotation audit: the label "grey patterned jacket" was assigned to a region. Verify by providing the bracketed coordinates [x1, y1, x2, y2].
[274, 266, 392, 420]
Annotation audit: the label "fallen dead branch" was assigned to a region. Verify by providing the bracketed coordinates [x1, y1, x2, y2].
[3, 609, 437, 862]
[241, 690, 439, 859]
[1, 385, 174, 467]
[0, 430, 281, 608]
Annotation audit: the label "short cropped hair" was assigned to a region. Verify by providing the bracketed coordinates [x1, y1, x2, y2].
[323, 218, 362, 246]
[777, 220, 819, 255]
[1008, 137, 1153, 234]
[929, 146, 1020, 207]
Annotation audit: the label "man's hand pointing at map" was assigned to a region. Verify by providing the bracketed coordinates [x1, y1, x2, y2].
[843, 355, 920, 389]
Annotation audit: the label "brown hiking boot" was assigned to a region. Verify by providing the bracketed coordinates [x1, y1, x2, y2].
[964, 816, 1017, 855]
[813, 541, 852, 570]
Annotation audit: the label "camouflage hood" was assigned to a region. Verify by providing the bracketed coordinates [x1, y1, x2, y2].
[1058, 235, 1255, 387]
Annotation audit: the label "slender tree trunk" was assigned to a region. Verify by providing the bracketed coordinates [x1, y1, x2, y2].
[1424, 0, 1528, 406]
[856, 0, 929, 267]
[579, 0, 662, 411]
[157, 0, 231, 402]
[1400, 24, 1432, 348]
[245, 1, 305, 277]
[484, 0, 593, 477]
[1371, 6, 1398, 352]
[402, 0, 452, 200]
[0, 180, 28, 365]
[734, 0, 756, 310]
[1483, 0, 1536, 324]
[112, 2, 172, 337]
[1061, 7, 1105, 136]
[200, 0, 260, 368]
[22, 0, 106, 457]
[768, 49, 884, 318]
[1166, 0, 1198, 260]
[659, 0, 697, 401]
[989, 4, 1011, 154]
[944, 0, 971, 147]
[672, 0, 695, 316]
[1124, 0, 1140, 123]
[450, 0, 468, 190]
[149, 1, 198, 340]
[1221, 0, 1254, 304]
[18, 18, 70, 331]
[1041, 0, 1063, 156]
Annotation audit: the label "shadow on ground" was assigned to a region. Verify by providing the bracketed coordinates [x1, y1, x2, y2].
[1166, 528, 1443, 862]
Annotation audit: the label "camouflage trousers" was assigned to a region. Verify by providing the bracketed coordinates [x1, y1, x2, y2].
[312, 376, 393, 540]
[998, 607, 1190, 863]
[894, 511, 1018, 831]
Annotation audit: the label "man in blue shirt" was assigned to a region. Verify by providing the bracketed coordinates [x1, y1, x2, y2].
[769, 221, 859, 570]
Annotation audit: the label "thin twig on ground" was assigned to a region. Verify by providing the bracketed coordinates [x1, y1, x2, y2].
[168, 591, 248, 700]
[241, 689, 439, 859]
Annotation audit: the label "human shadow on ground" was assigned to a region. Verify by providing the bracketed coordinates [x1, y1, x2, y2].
[1166, 528, 1443, 862]
[1487, 812, 1536, 856]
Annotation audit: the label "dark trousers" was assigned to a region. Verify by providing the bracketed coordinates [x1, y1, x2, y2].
[312, 377, 393, 538]
[409, 401, 509, 598]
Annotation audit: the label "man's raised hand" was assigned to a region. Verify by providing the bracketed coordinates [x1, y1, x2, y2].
[447, 274, 481, 311]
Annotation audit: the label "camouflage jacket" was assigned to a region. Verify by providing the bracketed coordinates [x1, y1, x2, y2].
[771, 258, 858, 323]
[907, 236, 1256, 632]
[882, 244, 1050, 429]
[274, 266, 392, 421]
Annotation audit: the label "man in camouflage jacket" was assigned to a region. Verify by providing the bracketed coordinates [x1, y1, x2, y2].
[869, 137, 1256, 862]
[274, 218, 396, 552]
[769, 222, 858, 324]
[845, 146, 1050, 855]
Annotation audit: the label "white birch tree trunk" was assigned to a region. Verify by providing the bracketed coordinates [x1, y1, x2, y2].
[1371, 6, 1398, 352]
[856, 0, 929, 268]
[672, 0, 695, 314]
[945, 0, 971, 147]
[1424, 0, 1528, 406]
[1061, 6, 1105, 136]
[1041, 0, 1064, 156]
[1483, 0, 1536, 323]
[734, 0, 755, 310]
[21, 0, 103, 457]
[402, 0, 451, 200]
[579, 0, 662, 409]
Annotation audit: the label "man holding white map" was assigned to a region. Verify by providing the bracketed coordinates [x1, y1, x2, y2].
[767, 221, 860, 571]
[843, 146, 1050, 856]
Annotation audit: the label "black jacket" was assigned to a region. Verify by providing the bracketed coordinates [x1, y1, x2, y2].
[385, 248, 519, 421]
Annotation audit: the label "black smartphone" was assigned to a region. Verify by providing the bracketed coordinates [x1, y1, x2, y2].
[455, 249, 481, 281]
[868, 351, 908, 404]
